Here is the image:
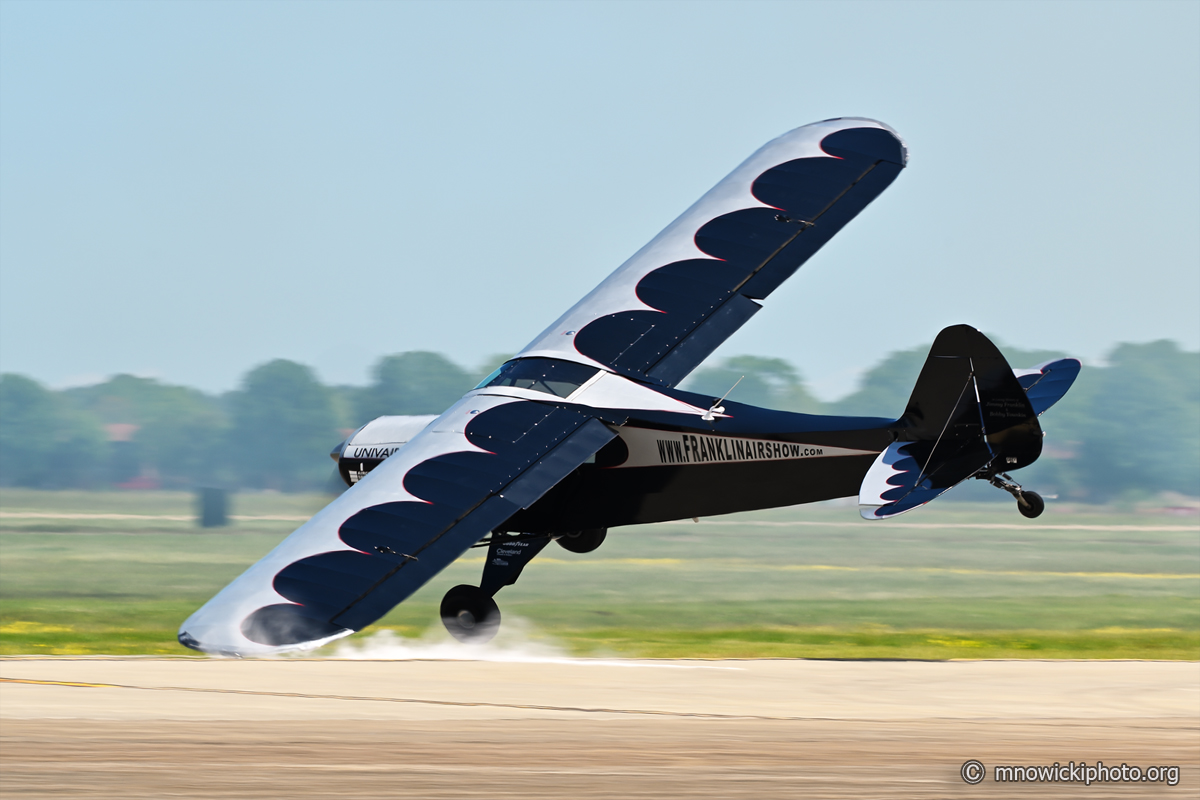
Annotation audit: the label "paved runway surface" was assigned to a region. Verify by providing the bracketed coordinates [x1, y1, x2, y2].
[2, 657, 1196, 798]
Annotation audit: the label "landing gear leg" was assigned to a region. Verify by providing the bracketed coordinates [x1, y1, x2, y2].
[439, 532, 552, 643]
[988, 472, 1044, 519]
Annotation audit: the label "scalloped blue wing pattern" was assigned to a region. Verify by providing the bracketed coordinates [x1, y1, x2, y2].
[517, 119, 907, 387]
[180, 397, 615, 655]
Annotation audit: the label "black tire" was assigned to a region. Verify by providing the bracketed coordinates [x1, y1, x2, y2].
[1017, 491, 1045, 519]
[440, 584, 501, 644]
[556, 528, 607, 554]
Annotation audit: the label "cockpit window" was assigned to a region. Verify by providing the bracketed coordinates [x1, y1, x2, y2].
[478, 358, 599, 398]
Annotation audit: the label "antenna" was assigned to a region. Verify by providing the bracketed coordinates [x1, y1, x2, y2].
[702, 375, 743, 421]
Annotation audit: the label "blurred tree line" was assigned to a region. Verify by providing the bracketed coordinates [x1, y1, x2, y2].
[0, 352, 502, 493]
[1, 340, 1195, 501]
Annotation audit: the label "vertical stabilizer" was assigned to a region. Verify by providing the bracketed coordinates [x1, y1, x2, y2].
[859, 325, 1043, 519]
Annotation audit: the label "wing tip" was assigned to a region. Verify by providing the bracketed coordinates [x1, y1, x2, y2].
[808, 117, 908, 166]
[859, 504, 887, 520]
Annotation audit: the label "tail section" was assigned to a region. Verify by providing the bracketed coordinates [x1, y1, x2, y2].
[859, 325, 1077, 520]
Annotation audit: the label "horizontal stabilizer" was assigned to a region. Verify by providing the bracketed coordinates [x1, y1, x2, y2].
[858, 441, 985, 519]
[1014, 359, 1081, 416]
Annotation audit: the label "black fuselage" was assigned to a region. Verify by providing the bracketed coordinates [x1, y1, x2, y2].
[503, 392, 896, 532]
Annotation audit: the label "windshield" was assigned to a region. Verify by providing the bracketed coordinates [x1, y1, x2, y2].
[478, 358, 599, 398]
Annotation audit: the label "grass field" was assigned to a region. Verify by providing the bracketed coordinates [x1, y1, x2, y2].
[1, 488, 1197, 659]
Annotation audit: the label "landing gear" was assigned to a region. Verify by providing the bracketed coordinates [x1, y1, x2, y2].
[440, 584, 501, 644]
[988, 472, 1045, 519]
[440, 532, 557, 643]
[555, 527, 607, 553]
[1017, 491, 1044, 519]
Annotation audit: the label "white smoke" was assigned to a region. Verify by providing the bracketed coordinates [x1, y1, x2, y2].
[317, 618, 742, 670]
[327, 616, 564, 662]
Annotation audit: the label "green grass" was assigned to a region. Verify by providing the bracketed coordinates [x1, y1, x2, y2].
[2, 488, 1197, 659]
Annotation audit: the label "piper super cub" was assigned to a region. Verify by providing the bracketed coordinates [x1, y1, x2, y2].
[180, 118, 1080, 655]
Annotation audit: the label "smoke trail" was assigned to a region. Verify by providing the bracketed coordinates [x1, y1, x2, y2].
[314, 619, 742, 670]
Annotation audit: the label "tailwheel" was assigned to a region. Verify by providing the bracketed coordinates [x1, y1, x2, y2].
[440, 584, 500, 643]
[555, 527, 607, 554]
[1017, 491, 1045, 519]
[988, 472, 1045, 519]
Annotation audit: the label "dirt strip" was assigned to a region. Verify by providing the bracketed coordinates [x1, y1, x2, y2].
[2, 658, 1196, 798]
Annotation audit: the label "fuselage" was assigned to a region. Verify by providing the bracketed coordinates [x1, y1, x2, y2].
[505, 390, 895, 532]
[333, 358, 900, 533]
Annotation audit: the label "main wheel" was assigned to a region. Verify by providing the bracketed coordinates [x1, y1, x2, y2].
[440, 584, 501, 643]
[556, 527, 607, 554]
[1017, 491, 1045, 519]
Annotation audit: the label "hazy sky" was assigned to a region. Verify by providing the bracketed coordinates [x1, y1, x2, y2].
[2, 0, 1197, 399]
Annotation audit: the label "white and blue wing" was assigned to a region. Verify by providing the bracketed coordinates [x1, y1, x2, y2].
[179, 394, 615, 655]
[517, 117, 907, 387]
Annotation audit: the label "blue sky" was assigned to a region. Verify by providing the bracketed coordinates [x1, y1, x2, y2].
[1, 0, 1197, 399]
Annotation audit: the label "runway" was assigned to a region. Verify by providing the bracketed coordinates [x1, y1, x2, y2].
[2, 657, 1196, 797]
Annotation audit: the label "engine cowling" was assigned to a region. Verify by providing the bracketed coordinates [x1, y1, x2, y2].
[330, 415, 439, 487]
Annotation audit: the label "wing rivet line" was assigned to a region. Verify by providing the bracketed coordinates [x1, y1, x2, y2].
[773, 214, 815, 229]
[372, 544, 418, 562]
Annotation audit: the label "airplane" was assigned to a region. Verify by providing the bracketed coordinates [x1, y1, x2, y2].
[179, 118, 1080, 656]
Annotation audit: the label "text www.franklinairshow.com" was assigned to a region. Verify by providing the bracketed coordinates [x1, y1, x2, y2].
[654, 435, 822, 465]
